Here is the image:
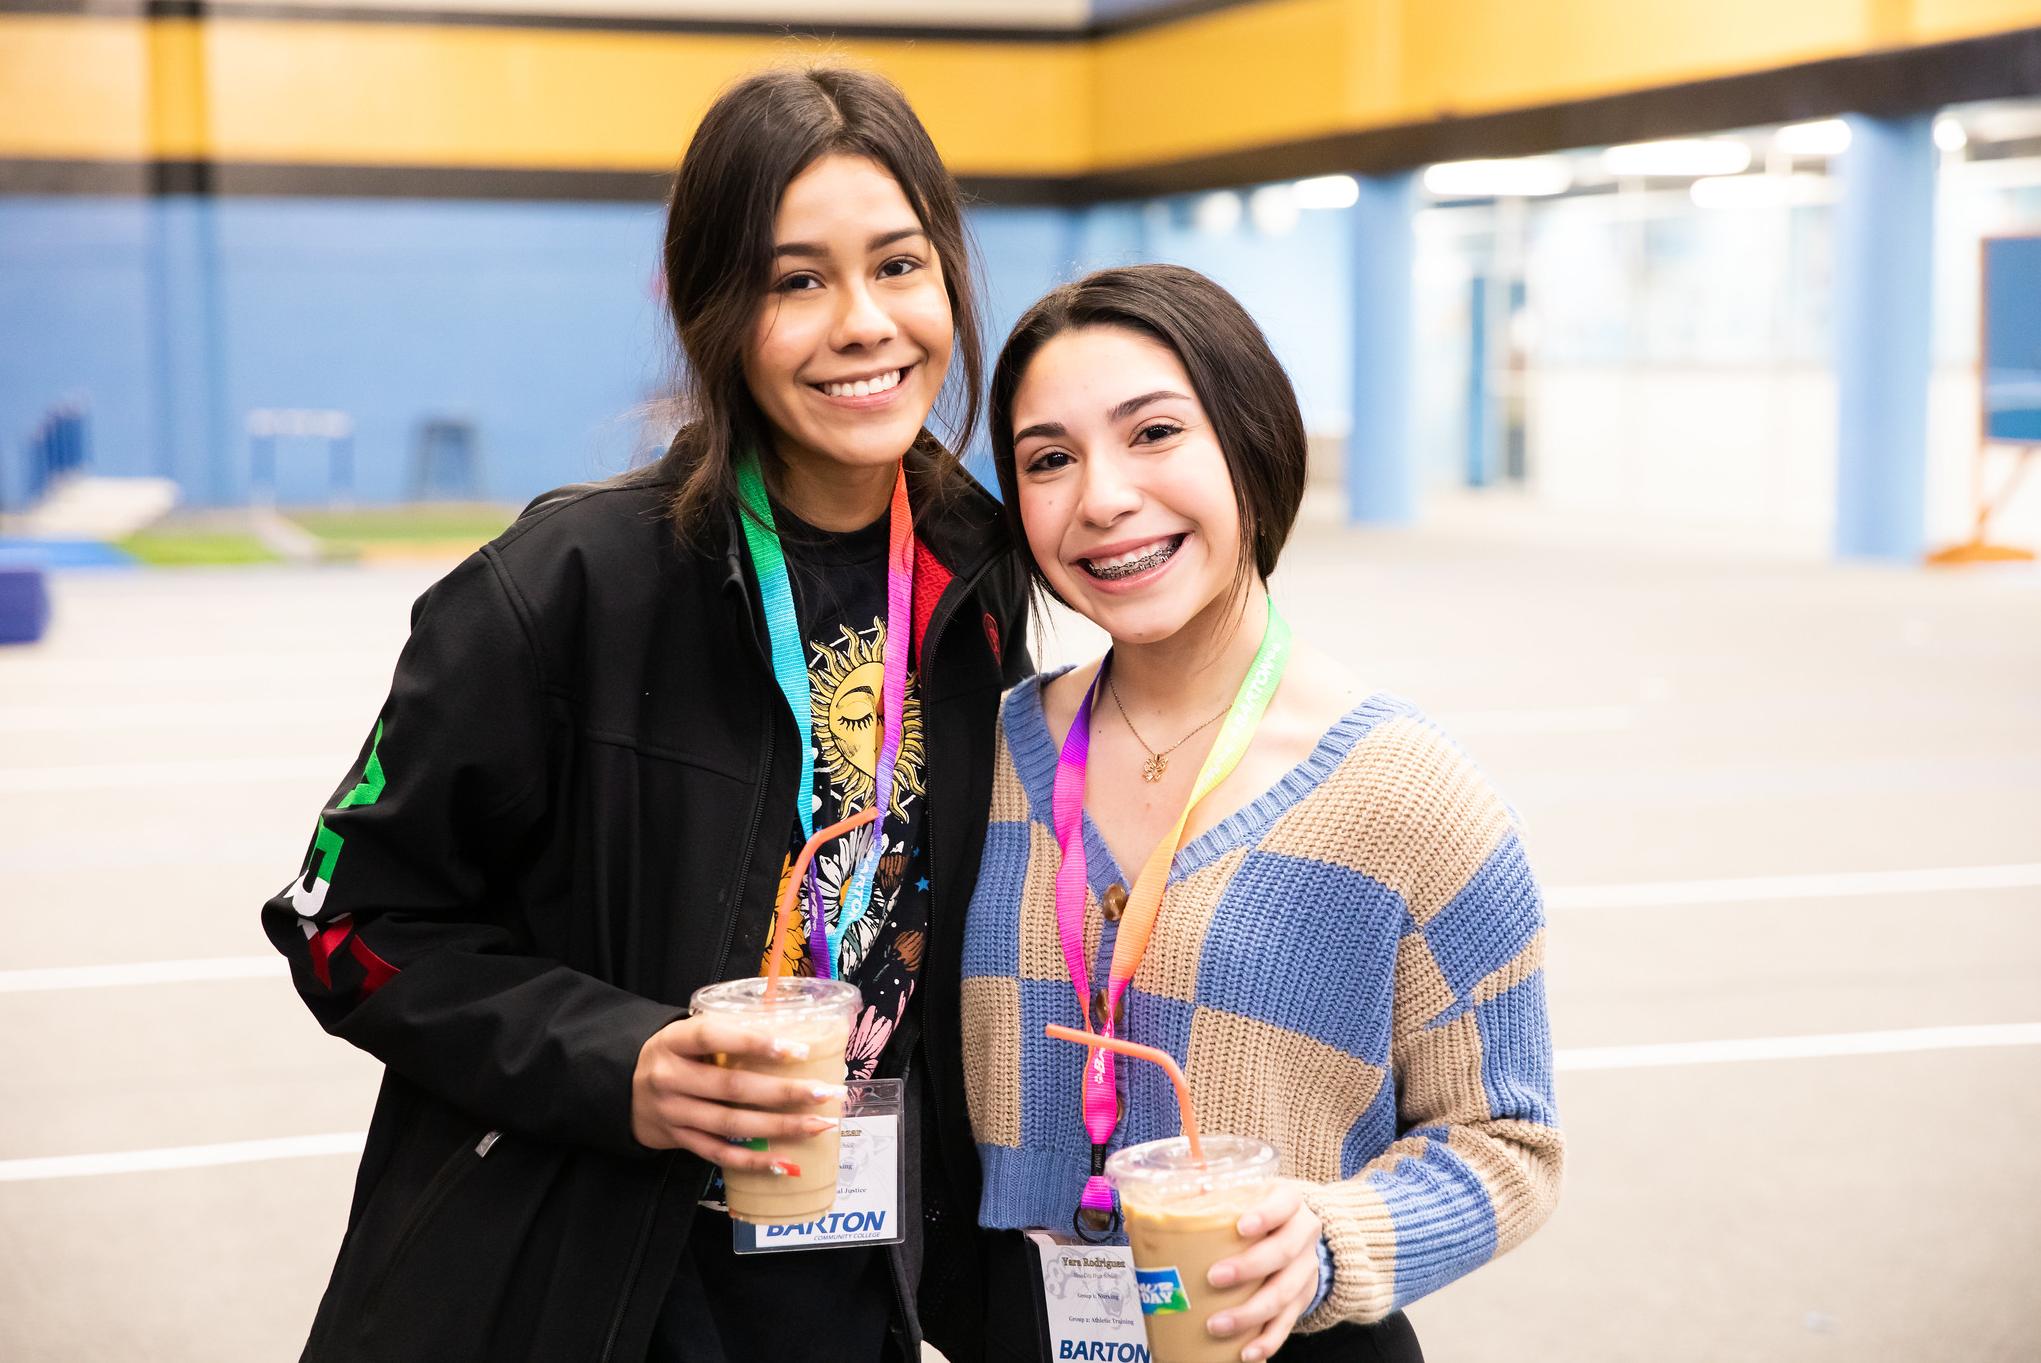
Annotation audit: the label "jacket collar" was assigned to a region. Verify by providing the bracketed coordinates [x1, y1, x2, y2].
[716, 451, 1007, 594]
[901, 453, 1007, 584]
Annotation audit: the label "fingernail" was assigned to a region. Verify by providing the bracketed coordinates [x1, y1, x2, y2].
[1208, 1264, 1236, 1287]
[1243, 1348, 1265, 1362]
[771, 1039, 811, 1060]
[769, 1160, 802, 1178]
[1237, 1215, 1262, 1236]
[802, 1115, 839, 1133]
[1206, 1316, 1232, 1337]
[810, 1083, 847, 1102]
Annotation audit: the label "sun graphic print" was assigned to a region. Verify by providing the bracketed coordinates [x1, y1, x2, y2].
[759, 617, 927, 980]
[759, 826, 899, 979]
[761, 852, 812, 980]
[808, 618, 925, 816]
[814, 822, 899, 977]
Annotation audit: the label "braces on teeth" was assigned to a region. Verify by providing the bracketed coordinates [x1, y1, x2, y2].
[1086, 538, 1180, 580]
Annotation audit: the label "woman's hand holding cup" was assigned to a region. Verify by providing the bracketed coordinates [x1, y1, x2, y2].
[629, 1013, 845, 1172]
[1202, 1178, 1325, 1362]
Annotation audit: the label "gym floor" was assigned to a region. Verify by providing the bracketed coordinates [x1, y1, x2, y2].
[3, 493, 2037, 1361]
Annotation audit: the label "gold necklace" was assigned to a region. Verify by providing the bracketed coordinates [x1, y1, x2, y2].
[1106, 673, 1229, 783]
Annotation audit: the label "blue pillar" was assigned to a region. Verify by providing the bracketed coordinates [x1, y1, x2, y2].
[146, 197, 232, 505]
[1466, 274, 1496, 488]
[1834, 113, 1936, 560]
[1346, 172, 1418, 523]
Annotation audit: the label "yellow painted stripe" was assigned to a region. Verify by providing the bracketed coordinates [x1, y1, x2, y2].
[1091, 0, 1379, 170]
[3, 2, 2039, 175]
[1084, 0, 2026, 171]
[1428, 0, 2041, 101]
[1042, 0, 2041, 168]
[1911, 0, 2041, 41]
[1394, 0, 1882, 121]
[0, 17, 153, 159]
[148, 19, 212, 159]
[198, 23, 1091, 173]
[0, 17, 1092, 174]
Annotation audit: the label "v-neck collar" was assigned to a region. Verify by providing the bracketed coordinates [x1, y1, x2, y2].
[1001, 668, 1404, 898]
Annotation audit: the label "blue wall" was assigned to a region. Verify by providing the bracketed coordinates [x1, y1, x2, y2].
[972, 198, 1356, 433]
[2, 195, 671, 508]
[1, 191, 1354, 510]
[0, 199, 157, 508]
[217, 199, 674, 504]
[1131, 201, 1355, 435]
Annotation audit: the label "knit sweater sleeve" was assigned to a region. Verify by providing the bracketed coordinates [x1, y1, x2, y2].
[1297, 719, 1564, 1329]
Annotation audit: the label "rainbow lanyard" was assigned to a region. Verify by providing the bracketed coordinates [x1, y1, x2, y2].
[1050, 599, 1291, 1232]
[736, 455, 914, 980]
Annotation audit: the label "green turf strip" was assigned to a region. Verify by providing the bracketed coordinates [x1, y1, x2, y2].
[288, 505, 518, 544]
[116, 531, 279, 566]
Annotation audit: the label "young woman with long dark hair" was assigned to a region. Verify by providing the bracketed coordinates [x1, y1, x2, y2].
[264, 67, 1028, 1363]
[962, 266, 1562, 1361]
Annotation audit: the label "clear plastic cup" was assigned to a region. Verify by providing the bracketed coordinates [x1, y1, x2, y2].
[1106, 1134, 1281, 1363]
[689, 975, 859, 1225]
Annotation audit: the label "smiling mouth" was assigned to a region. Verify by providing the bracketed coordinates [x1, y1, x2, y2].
[812, 366, 909, 399]
[1079, 535, 1186, 581]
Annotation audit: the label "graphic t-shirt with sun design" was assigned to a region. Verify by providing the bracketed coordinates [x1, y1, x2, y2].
[755, 506, 930, 1082]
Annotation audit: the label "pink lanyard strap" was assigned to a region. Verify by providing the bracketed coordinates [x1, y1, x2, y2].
[1048, 600, 1291, 1235]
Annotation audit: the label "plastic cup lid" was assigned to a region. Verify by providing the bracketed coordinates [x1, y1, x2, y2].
[1104, 1133, 1278, 1197]
[689, 974, 861, 1021]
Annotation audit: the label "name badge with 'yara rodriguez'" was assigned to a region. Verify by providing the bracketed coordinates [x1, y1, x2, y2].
[1025, 1231, 1152, 1361]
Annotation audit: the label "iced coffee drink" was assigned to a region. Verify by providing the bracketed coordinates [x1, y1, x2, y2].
[689, 975, 858, 1225]
[1107, 1134, 1280, 1363]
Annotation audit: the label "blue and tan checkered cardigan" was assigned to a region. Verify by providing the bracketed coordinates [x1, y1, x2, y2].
[961, 676, 1564, 1329]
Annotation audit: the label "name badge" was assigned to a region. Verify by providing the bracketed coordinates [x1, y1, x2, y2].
[733, 1078, 904, 1254]
[1025, 1230, 1151, 1361]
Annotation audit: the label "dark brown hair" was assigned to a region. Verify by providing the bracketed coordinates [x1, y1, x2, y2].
[987, 264, 1308, 593]
[641, 66, 983, 540]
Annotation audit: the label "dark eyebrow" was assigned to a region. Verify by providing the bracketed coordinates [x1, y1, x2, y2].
[1111, 390, 1192, 422]
[1011, 420, 1068, 445]
[1013, 390, 1189, 445]
[773, 227, 928, 259]
[868, 227, 927, 251]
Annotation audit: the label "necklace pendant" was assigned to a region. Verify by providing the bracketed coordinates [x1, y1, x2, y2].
[1141, 754, 1167, 783]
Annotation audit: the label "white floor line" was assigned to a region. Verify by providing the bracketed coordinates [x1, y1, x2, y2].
[0, 756, 337, 794]
[2, 1024, 2035, 1183]
[0, 849, 285, 875]
[6, 863, 2039, 994]
[0, 957, 287, 993]
[0, 653, 388, 685]
[0, 697, 376, 733]
[1557, 1022, 2041, 1072]
[1545, 862, 2041, 910]
[0, 1133, 366, 1183]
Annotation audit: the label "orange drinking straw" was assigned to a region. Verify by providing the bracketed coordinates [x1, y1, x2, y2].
[1044, 1023, 1205, 1163]
[765, 806, 882, 990]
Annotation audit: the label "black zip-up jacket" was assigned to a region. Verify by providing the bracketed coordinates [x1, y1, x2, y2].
[262, 468, 1030, 1363]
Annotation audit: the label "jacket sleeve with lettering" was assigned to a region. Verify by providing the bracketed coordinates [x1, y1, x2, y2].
[260, 547, 682, 1155]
